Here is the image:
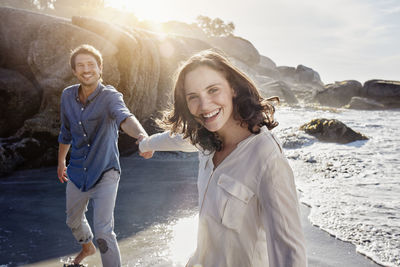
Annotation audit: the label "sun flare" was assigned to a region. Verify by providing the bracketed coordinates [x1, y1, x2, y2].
[105, 0, 177, 22]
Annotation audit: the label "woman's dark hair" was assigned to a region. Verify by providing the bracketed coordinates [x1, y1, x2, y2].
[160, 49, 279, 152]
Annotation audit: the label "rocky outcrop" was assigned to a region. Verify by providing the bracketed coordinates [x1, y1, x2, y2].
[0, 68, 41, 137]
[346, 97, 385, 110]
[207, 36, 260, 67]
[259, 80, 298, 104]
[300, 118, 368, 144]
[277, 65, 323, 86]
[295, 65, 323, 85]
[314, 80, 362, 108]
[360, 80, 400, 108]
[277, 66, 296, 82]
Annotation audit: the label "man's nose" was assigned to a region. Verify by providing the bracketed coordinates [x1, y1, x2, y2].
[83, 65, 91, 72]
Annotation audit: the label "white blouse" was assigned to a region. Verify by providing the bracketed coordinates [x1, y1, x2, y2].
[139, 127, 307, 267]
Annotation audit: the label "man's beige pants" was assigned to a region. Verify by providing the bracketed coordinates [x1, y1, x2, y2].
[66, 169, 121, 267]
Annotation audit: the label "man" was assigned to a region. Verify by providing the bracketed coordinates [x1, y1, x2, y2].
[57, 44, 152, 266]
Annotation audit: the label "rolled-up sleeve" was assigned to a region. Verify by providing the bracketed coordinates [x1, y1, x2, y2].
[58, 95, 72, 144]
[108, 90, 132, 128]
[258, 152, 307, 267]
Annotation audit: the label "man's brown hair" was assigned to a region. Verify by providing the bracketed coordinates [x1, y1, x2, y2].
[70, 44, 103, 70]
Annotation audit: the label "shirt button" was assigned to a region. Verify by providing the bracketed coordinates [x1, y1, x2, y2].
[87, 144, 90, 147]
[84, 168, 87, 171]
[81, 107, 84, 111]
[79, 121, 82, 125]
[84, 134, 87, 137]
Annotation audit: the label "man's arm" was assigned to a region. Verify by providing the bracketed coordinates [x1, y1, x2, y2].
[120, 116, 154, 158]
[58, 143, 70, 183]
[120, 115, 148, 139]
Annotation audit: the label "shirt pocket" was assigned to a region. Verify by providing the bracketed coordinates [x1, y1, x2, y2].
[83, 117, 101, 136]
[217, 174, 255, 233]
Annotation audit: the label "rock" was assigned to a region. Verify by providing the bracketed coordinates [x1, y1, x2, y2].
[254, 66, 281, 80]
[207, 35, 260, 66]
[277, 66, 296, 82]
[0, 135, 57, 176]
[346, 97, 385, 110]
[0, 68, 41, 137]
[278, 65, 323, 86]
[290, 83, 323, 103]
[300, 118, 368, 144]
[314, 80, 362, 107]
[0, 7, 66, 81]
[295, 65, 323, 85]
[259, 80, 298, 104]
[254, 75, 275, 86]
[259, 55, 276, 69]
[360, 80, 400, 108]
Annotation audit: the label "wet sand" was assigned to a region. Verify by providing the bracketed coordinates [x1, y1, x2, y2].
[0, 153, 381, 266]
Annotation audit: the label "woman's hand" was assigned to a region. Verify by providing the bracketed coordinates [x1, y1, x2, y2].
[136, 134, 154, 159]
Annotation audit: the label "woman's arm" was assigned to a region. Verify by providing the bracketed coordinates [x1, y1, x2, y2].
[258, 153, 307, 267]
[139, 131, 198, 153]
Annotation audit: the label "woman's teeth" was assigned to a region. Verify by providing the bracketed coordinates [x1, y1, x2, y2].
[203, 109, 220, 118]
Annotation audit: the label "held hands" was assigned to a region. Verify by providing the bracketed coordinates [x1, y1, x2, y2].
[136, 134, 154, 159]
[57, 162, 68, 183]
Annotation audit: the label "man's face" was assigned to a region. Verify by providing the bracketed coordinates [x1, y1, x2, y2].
[72, 53, 102, 88]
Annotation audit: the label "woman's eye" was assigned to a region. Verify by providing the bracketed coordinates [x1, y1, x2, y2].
[209, 87, 218, 93]
[187, 95, 198, 101]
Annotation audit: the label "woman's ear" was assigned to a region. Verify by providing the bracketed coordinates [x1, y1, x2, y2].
[231, 87, 237, 97]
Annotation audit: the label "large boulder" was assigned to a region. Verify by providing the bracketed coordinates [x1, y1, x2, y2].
[0, 7, 65, 81]
[259, 80, 298, 105]
[277, 66, 296, 82]
[259, 55, 276, 69]
[253, 55, 279, 79]
[360, 80, 400, 108]
[300, 118, 368, 144]
[277, 65, 322, 86]
[346, 96, 385, 110]
[0, 68, 41, 137]
[313, 80, 362, 107]
[295, 65, 323, 85]
[207, 36, 260, 67]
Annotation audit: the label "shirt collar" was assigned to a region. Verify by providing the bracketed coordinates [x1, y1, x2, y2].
[74, 83, 104, 104]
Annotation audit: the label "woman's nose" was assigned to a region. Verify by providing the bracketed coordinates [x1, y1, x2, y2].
[199, 95, 211, 111]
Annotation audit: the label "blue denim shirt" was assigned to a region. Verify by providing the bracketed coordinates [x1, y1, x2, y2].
[58, 83, 132, 192]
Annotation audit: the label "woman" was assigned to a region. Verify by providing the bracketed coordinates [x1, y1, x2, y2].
[138, 50, 307, 267]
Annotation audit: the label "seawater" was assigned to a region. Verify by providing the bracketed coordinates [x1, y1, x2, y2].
[275, 106, 400, 267]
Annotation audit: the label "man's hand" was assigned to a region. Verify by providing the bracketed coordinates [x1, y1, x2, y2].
[136, 134, 154, 159]
[57, 162, 68, 183]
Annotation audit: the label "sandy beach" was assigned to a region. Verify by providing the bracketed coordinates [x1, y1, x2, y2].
[0, 153, 381, 267]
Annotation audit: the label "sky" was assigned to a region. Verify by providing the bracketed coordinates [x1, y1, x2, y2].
[106, 0, 400, 84]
